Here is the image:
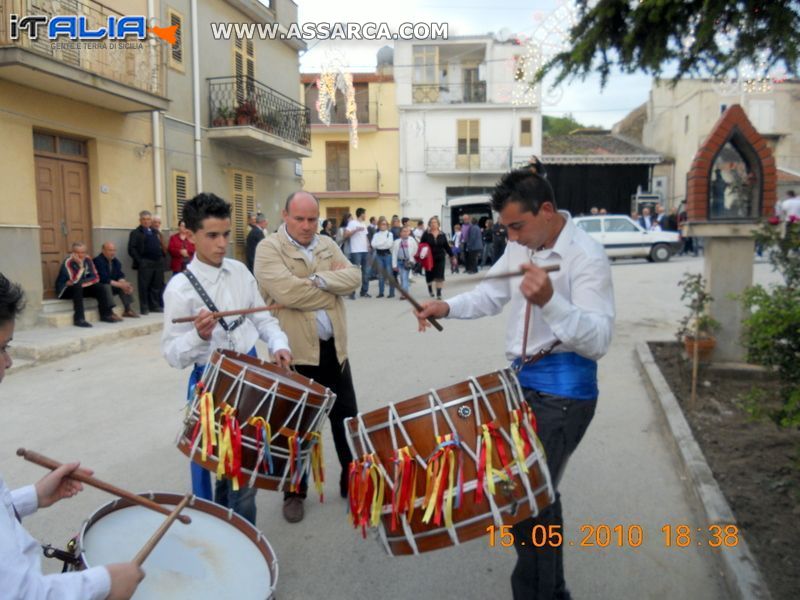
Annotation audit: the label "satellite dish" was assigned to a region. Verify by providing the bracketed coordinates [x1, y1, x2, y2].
[496, 28, 512, 42]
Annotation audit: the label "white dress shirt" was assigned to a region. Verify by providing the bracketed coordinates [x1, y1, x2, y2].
[1, 476, 110, 599]
[161, 257, 290, 369]
[281, 226, 334, 341]
[447, 212, 615, 362]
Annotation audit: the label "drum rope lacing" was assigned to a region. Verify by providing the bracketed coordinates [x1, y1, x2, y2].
[183, 354, 334, 500]
[347, 370, 556, 555]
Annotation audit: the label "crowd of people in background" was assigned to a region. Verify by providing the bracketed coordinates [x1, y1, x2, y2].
[327, 209, 508, 300]
[54, 188, 798, 328]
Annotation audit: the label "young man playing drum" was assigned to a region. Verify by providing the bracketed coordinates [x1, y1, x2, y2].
[0, 273, 144, 599]
[416, 165, 615, 599]
[161, 193, 292, 524]
[254, 191, 362, 523]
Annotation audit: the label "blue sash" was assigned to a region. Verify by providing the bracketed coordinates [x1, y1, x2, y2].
[187, 346, 258, 499]
[513, 352, 598, 401]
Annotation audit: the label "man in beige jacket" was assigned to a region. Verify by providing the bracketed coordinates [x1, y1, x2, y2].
[254, 191, 362, 523]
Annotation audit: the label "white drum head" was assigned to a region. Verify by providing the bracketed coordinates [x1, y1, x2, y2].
[81, 503, 273, 599]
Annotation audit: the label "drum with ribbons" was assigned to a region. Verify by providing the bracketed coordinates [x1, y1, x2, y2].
[345, 369, 554, 555]
[177, 349, 335, 498]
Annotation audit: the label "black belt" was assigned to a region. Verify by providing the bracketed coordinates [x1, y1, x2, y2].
[376, 249, 390, 255]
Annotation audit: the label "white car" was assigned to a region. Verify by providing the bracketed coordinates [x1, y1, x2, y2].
[573, 215, 682, 262]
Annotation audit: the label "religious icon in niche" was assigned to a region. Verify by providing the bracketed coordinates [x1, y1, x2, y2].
[708, 141, 759, 220]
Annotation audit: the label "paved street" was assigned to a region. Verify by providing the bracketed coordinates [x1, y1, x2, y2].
[1, 255, 782, 599]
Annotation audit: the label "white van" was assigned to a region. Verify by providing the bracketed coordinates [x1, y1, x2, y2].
[441, 195, 498, 234]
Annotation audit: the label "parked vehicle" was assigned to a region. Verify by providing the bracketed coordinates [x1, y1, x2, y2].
[573, 214, 681, 262]
[441, 195, 496, 234]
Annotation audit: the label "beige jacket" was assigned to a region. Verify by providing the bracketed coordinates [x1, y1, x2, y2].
[254, 227, 361, 366]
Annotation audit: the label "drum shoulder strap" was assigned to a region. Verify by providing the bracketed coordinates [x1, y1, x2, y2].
[182, 270, 243, 333]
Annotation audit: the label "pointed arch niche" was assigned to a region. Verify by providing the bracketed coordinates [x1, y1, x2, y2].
[685, 104, 776, 223]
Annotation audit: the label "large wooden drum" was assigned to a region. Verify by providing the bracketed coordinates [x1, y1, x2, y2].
[345, 369, 554, 555]
[73, 492, 278, 599]
[177, 350, 335, 492]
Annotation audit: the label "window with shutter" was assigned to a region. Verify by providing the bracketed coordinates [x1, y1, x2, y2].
[173, 171, 189, 225]
[520, 118, 532, 147]
[231, 171, 256, 247]
[234, 39, 256, 103]
[168, 10, 184, 72]
[457, 119, 480, 169]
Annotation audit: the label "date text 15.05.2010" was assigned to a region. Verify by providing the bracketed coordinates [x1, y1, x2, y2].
[486, 524, 740, 549]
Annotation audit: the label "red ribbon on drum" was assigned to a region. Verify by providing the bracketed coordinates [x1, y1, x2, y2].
[217, 403, 244, 490]
[390, 446, 418, 531]
[348, 454, 385, 538]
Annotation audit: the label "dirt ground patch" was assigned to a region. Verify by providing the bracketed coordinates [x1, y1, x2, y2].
[650, 342, 799, 600]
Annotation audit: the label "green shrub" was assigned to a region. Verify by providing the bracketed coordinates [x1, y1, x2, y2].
[741, 218, 800, 428]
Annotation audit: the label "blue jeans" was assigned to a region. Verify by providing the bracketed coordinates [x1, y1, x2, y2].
[375, 253, 395, 296]
[480, 244, 493, 267]
[397, 262, 411, 291]
[349, 251, 369, 295]
[187, 347, 258, 523]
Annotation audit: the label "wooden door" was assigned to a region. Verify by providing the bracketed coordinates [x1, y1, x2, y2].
[36, 157, 91, 298]
[326, 206, 349, 229]
[325, 142, 350, 191]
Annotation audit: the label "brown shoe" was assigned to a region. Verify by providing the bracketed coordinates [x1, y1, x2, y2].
[101, 314, 123, 323]
[282, 497, 305, 523]
[123, 309, 140, 318]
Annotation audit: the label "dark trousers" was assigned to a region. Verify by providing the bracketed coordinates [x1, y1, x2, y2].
[511, 390, 597, 600]
[465, 249, 480, 273]
[111, 286, 134, 311]
[285, 337, 359, 499]
[60, 283, 114, 322]
[215, 480, 257, 525]
[136, 258, 163, 312]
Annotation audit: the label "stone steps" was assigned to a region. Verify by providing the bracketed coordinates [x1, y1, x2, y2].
[38, 298, 124, 328]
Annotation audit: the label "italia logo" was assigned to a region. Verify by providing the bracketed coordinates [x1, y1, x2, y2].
[9, 14, 178, 44]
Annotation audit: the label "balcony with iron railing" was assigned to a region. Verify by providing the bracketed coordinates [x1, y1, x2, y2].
[425, 146, 511, 174]
[207, 76, 311, 159]
[413, 81, 487, 104]
[0, 0, 168, 112]
[302, 168, 379, 198]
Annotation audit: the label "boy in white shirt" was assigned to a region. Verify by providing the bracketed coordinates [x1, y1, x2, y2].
[161, 193, 292, 524]
[0, 274, 144, 599]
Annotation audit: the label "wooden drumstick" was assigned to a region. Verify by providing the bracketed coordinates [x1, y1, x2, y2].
[132, 494, 192, 566]
[480, 264, 560, 281]
[370, 260, 444, 331]
[171, 303, 283, 324]
[16, 448, 191, 525]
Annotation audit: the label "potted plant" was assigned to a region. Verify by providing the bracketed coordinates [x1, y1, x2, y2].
[676, 272, 720, 362]
[212, 107, 233, 127]
[235, 100, 258, 126]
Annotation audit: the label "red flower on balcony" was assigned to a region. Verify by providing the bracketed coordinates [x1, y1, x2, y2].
[235, 101, 258, 125]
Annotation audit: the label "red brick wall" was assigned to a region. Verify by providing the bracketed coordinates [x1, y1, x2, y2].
[686, 104, 776, 221]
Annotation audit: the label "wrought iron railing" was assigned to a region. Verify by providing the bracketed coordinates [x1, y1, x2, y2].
[413, 81, 487, 104]
[208, 76, 310, 147]
[425, 146, 511, 171]
[0, 0, 165, 97]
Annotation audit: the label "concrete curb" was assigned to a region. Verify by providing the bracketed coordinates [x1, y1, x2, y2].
[635, 342, 772, 600]
[9, 320, 163, 368]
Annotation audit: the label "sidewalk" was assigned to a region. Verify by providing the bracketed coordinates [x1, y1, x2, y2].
[8, 313, 163, 371]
